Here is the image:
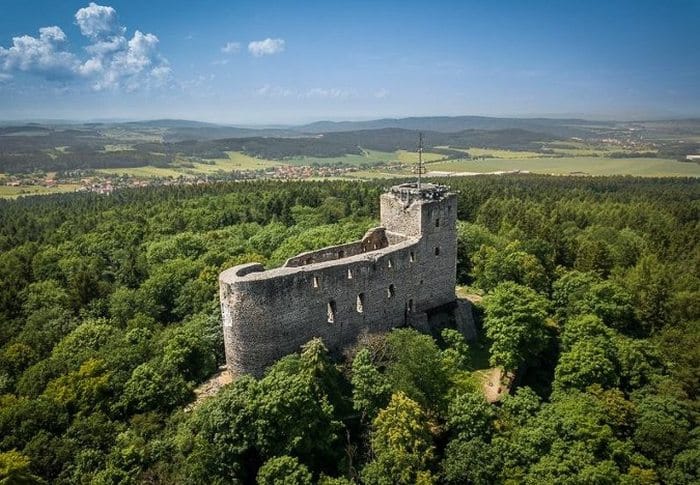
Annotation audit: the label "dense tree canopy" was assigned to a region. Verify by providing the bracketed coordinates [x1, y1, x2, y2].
[0, 175, 697, 483]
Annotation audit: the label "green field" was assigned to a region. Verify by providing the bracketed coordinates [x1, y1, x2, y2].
[438, 143, 659, 159]
[202, 151, 282, 171]
[281, 149, 445, 167]
[95, 166, 187, 178]
[438, 146, 547, 159]
[0, 183, 81, 199]
[96, 150, 444, 177]
[425, 156, 700, 177]
[95, 152, 282, 178]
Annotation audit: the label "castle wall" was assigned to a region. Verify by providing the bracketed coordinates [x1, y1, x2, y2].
[283, 227, 392, 267]
[220, 186, 458, 377]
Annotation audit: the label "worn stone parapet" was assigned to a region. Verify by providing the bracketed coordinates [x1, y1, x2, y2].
[283, 227, 394, 267]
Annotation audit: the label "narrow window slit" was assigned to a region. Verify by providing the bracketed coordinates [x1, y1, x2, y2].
[435, 247, 440, 256]
[410, 251, 415, 263]
[327, 300, 336, 323]
[387, 284, 395, 298]
[313, 275, 320, 288]
[356, 293, 365, 313]
[347, 268, 353, 279]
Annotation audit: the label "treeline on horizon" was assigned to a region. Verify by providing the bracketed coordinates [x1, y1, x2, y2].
[0, 126, 560, 173]
[3, 122, 699, 173]
[0, 175, 698, 484]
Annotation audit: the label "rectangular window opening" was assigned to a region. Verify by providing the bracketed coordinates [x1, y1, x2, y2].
[327, 300, 337, 323]
[435, 247, 440, 256]
[356, 293, 365, 313]
[435, 218, 440, 227]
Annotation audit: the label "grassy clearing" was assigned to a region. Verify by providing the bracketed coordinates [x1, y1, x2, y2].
[440, 146, 546, 159]
[103, 144, 135, 152]
[341, 170, 402, 180]
[202, 151, 282, 171]
[0, 184, 81, 199]
[439, 142, 657, 158]
[95, 152, 281, 178]
[95, 166, 186, 178]
[282, 149, 445, 167]
[395, 150, 446, 163]
[426, 156, 700, 177]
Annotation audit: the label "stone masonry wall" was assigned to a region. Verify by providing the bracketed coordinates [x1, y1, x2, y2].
[220, 187, 458, 377]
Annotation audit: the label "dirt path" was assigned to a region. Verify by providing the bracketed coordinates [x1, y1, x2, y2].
[481, 367, 513, 403]
[185, 366, 234, 411]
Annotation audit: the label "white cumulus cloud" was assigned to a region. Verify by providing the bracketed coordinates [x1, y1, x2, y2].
[75, 2, 124, 39]
[0, 26, 79, 79]
[0, 3, 170, 91]
[221, 41, 240, 54]
[248, 38, 285, 57]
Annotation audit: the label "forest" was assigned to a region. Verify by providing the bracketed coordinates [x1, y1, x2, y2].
[2, 117, 698, 173]
[0, 175, 698, 484]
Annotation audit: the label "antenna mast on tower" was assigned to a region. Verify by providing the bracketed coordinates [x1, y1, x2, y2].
[414, 132, 427, 190]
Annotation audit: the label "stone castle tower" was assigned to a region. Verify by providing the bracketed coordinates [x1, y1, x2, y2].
[219, 183, 458, 376]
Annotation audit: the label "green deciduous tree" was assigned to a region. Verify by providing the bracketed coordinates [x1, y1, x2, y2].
[446, 392, 495, 442]
[483, 282, 551, 372]
[256, 456, 313, 485]
[351, 348, 390, 422]
[361, 392, 435, 485]
[385, 329, 452, 414]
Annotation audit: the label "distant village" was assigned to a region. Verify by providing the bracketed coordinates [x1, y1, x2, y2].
[1, 163, 373, 196]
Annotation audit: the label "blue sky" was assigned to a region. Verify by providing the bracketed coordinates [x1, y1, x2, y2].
[0, 0, 698, 123]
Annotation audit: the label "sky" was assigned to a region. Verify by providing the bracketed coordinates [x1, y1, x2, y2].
[0, 0, 698, 124]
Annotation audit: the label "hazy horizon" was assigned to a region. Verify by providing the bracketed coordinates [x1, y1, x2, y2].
[1, 0, 699, 123]
[2, 113, 699, 128]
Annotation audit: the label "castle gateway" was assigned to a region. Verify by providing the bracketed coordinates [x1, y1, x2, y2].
[219, 183, 458, 377]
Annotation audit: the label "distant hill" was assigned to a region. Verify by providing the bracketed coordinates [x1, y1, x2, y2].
[295, 116, 613, 138]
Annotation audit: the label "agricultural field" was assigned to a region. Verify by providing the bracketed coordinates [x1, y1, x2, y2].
[425, 156, 700, 177]
[95, 165, 188, 178]
[95, 152, 281, 178]
[280, 149, 445, 167]
[0, 183, 81, 198]
[439, 146, 547, 159]
[198, 151, 282, 171]
[95, 149, 445, 178]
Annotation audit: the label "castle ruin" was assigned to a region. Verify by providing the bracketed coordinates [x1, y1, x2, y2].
[219, 182, 459, 376]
